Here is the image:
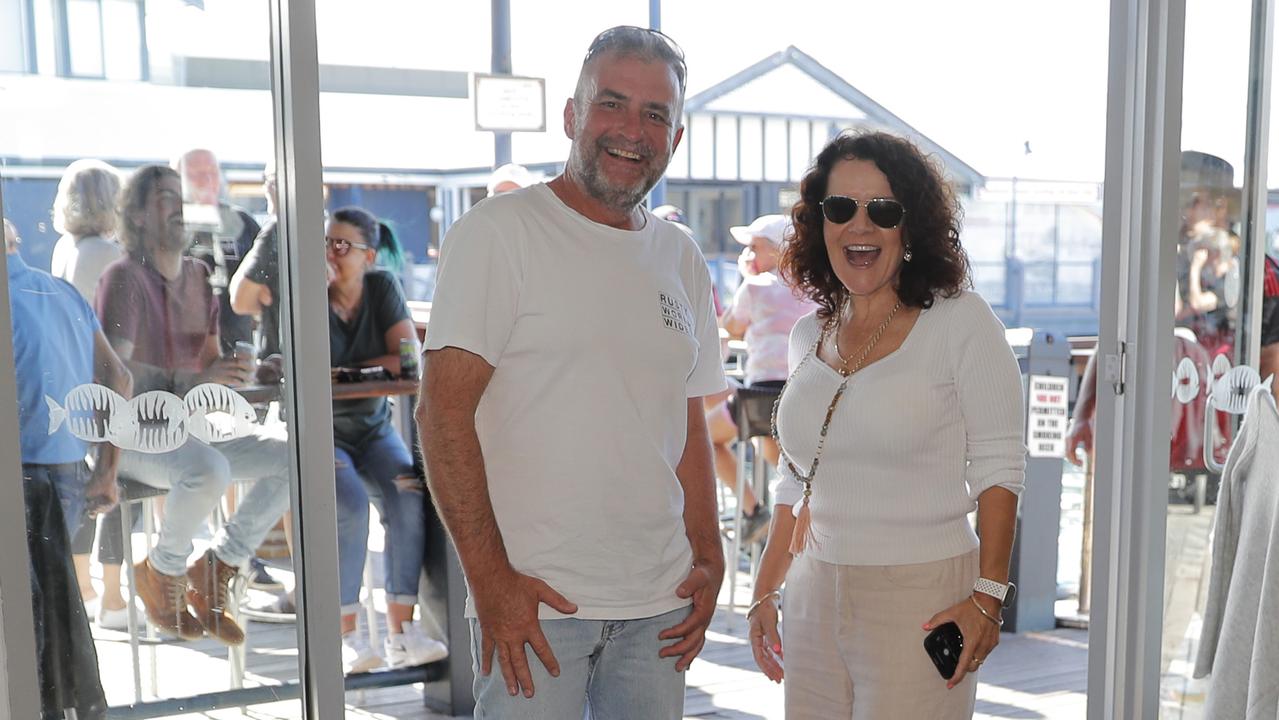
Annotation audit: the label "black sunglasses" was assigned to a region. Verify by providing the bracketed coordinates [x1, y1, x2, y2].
[820, 196, 906, 229]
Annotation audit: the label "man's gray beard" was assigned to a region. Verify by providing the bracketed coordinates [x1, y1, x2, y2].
[570, 148, 661, 212]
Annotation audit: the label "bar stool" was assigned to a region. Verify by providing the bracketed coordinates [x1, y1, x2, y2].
[726, 382, 782, 621]
[116, 475, 167, 703]
[117, 476, 251, 702]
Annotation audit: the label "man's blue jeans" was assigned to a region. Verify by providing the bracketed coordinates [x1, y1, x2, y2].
[334, 422, 425, 615]
[33, 461, 90, 540]
[469, 606, 688, 719]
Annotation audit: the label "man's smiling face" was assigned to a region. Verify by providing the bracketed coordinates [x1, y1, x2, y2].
[564, 51, 684, 212]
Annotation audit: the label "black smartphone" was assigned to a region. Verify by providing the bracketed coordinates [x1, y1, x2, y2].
[923, 622, 964, 680]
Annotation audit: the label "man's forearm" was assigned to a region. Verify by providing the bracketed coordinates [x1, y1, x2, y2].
[421, 410, 513, 587]
[676, 400, 723, 565]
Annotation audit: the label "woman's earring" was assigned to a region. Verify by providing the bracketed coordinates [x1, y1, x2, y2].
[903, 245, 913, 262]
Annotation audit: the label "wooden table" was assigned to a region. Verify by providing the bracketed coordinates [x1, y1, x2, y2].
[235, 378, 420, 404]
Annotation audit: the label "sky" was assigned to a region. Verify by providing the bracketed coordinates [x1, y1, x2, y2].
[182, 0, 1275, 185]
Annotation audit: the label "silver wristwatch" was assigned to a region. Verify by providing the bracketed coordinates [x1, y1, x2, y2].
[973, 578, 1016, 608]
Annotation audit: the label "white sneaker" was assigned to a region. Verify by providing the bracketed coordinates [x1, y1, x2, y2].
[342, 631, 384, 675]
[384, 622, 448, 668]
[96, 600, 142, 632]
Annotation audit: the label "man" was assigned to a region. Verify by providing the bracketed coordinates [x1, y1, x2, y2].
[8, 217, 131, 718]
[229, 163, 282, 362]
[174, 148, 261, 354]
[419, 27, 725, 717]
[96, 165, 291, 645]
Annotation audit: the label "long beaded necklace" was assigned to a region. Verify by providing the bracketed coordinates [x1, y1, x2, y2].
[770, 299, 902, 555]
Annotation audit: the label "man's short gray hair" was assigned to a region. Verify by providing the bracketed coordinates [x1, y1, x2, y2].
[574, 26, 687, 110]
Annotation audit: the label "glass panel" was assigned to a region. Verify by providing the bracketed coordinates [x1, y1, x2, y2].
[1, 1, 310, 716]
[1158, 0, 1257, 715]
[690, 114, 715, 179]
[764, 116, 788, 182]
[788, 118, 809, 181]
[102, 0, 142, 81]
[311, 3, 470, 710]
[0, 0, 26, 73]
[739, 115, 764, 181]
[716, 114, 738, 180]
[66, 0, 104, 77]
[32, 0, 56, 75]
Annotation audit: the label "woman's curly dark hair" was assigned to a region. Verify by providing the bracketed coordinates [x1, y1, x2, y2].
[781, 131, 970, 320]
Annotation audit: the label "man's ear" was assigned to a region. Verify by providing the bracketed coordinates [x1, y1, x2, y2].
[670, 124, 685, 154]
[563, 98, 577, 140]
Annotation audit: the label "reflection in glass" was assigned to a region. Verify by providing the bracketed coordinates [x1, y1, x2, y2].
[2, 2, 307, 715]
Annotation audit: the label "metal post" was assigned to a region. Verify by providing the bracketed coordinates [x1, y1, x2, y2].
[1005, 330, 1071, 632]
[491, 0, 512, 168]
[270, 0, 346, 716]
[0, 186, 44, 720]
[647, 0, 667, 208]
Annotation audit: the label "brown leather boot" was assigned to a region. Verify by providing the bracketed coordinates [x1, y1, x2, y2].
[133, 558, 204, 640]
[186, 550, 245, 646]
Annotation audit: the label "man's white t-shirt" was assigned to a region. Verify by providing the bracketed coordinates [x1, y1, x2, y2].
[426, 183, 727, 620]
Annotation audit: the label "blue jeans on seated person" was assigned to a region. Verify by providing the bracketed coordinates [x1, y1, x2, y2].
[334, 421, 426, 615]
[117, 424, 292, 577]
[469, 606, 688, 719]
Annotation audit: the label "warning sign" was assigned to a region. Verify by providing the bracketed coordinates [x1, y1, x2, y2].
[1026, 375, 1069, 459]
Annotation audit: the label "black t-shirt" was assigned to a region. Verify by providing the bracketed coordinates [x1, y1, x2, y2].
[240, 219, 281, 359]
[330, 270, 410, 450]
[188, 204, 260, 354]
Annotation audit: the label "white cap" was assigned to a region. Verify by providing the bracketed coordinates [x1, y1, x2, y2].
[486, 163, 537, 196]
[730, 214, 791, 246]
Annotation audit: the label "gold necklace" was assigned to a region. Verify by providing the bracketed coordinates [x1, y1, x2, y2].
[832, 301, 903, 377]
[769, 299, 903, 554]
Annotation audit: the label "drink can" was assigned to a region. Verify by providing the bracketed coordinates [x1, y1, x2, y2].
[399, 338, 419, 380]
[234, 340, 257, 362]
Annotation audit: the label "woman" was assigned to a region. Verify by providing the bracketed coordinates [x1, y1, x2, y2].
[747, 132, 1026, 718]
[50, 159, 124, 302]
[48, 159, 129, 629]
[325, 206, 447, 673]
[708, 214, 815, 543]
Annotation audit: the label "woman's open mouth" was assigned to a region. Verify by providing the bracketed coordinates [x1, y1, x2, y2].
[843, 244, 881, 267]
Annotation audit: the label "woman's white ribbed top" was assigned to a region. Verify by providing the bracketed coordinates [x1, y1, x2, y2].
[772, 290, 1027, 566]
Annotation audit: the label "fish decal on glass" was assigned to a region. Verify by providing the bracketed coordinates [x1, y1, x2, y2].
[184, 383, 258, 443]
[44, 383, 261, 452]
[110, 390, 190, 453]
[1211, 354, 1231, 382]
[1174, 357, 1200, 404]
[45, 383, 127, 442]
[1212, 365, 1261, 415]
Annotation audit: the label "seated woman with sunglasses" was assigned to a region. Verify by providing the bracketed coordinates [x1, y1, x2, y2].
[746, 132, 1026, 718]
[325, 206, 448, 673]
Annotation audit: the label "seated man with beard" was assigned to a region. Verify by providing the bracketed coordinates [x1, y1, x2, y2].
[95, 164, 291, 646]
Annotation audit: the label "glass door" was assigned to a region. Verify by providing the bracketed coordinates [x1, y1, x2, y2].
[1159, 0, 1274, 716]
[1090, 0, 1275, 716]
[0, 0, 343, 716]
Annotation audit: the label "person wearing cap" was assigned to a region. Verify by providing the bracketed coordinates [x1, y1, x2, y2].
[707, 214, 815, 543]
[486, 163, 537, 197]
